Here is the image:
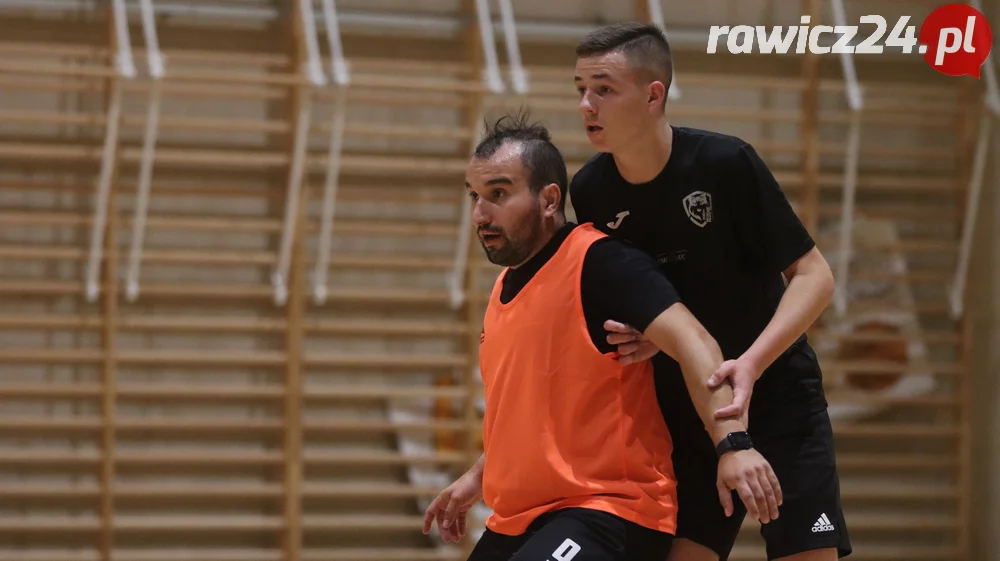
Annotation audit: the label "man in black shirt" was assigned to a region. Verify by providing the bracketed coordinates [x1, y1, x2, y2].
[569, 22, 851, 561]
[422, 112, 782, 560]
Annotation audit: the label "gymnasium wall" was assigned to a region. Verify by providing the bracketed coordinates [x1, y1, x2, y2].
[0, 0, 995, 560]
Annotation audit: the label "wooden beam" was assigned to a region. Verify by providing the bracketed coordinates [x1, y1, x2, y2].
[98, 6, 122, 561]
[799, 0, 821, 234]
[283, 4, 307, 561]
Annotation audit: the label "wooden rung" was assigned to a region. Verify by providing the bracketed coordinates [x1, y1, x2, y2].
[114, 483, 283, 498]
[349, 74, 484, 94]
[305, 319, 466, 336]
[320, 254, 452, 270]
[117, 350, 286, 366]
[114, 515, 283, 531]
[302, 514, 425, 531]
[839, 482, 959, 501]
[0, 552, 99, 561]
[810, 329, 961, 345]
[815, 236, 957, 253]
[827, 394, 959, 407]
[119, 316, 287, 333]
[304, 352, 466, 369]
[0, 349, 103, 363]
[819, 204, 961, 222]
[335, 122, 471, 140]
[0, 418, 101, 432]
[303, 419, 468, 433]
[0, 517, 99, 531]
[0, 450, 101, 465]
[140, 249, 275, 266]
[824, 359, 961, 375]
[133, 283, 272, 299]
[303, 482, 443, 498]
[833, 424, 960, 438]
[0, 384, 102, 398]
[327, 220, 457, 238]
[0, 314, 103, 329]
[116, 419, 283, 432]
[836, 453, 958, 470]
[336, 154, 468, 175]
[317, 286, 451, 305]
[305, 385, 467, 400]
[0, 211, 87, 227]
[304, 450, 466, 466]
[116, 450, 283, 465]
[116, 384, 284, 401]
[146, 215, 282, 233]
[302, 548, 461, 561]
[0, 484, 99, 497]
[0, 280, 80, 295]
[113, 550, 281, 561]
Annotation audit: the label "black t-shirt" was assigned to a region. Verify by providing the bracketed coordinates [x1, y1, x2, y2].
[570, 126, 818, 400]
[499, 222, 680, 354]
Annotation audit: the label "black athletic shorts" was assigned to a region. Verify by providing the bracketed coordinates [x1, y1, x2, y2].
[466, 507, 673, 561]
[652, 343, 853, 561]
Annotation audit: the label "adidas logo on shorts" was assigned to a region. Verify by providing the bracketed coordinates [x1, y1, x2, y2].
[811, 513, 835, 533]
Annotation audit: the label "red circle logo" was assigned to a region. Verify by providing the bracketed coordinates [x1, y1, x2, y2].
[919, 4, 993, 78]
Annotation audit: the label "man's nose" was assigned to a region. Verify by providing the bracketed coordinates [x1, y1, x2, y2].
[578, 91, 596, 114]
[472, 197, 491, 228]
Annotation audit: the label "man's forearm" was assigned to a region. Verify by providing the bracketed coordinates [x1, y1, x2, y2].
[673, 330, 746, 443]
[468, 453, 486, 479]
[644, 319, 745, 444]
[742, 268, 833, 377]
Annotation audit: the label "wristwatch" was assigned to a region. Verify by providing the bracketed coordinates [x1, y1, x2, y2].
[715, 431, 753, 458]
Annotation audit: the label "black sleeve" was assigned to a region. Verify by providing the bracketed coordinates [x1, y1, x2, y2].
[728, 142, 816, 273]
[580, 238, 681, 336]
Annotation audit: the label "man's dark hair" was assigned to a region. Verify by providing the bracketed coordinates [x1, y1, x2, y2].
[576, 22, 673, 108]
[473, 109, 568, 214]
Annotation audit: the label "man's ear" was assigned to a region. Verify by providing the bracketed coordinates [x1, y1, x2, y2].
[539, 183, 562, 217]
[647, 80, 666, 109]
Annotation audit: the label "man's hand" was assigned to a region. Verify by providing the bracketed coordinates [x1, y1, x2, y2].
[716, 448, 782, 524]
[706, 358, 760, 424]
[421, 470, 483, 543]
[605, 320, 660, 365]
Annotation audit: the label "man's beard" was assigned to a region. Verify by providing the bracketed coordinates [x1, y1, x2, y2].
[479, 205, 543, 267]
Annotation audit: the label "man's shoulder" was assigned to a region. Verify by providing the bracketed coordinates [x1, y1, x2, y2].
[570, 152, 613, 191]
[673, 126, 751, 166]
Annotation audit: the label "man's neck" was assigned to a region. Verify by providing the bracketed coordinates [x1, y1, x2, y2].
[612, 120, 673, 185]
[509, 216, 567, 269]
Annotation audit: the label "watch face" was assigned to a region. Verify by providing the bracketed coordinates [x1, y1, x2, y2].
[732, 432, 752, 448]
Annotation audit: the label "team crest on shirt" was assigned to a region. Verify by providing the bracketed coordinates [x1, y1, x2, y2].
[682, 191, 713, 228]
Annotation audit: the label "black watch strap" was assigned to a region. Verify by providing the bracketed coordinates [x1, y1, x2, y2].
[715, 431, 753, 458]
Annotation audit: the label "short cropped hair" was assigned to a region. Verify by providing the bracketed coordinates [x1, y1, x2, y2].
[473, 110, 568, 214]
[576, 22, 673, 107]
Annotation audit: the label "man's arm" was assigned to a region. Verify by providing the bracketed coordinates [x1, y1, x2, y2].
[582, 239, 782, 522]
[742, 247, 834, 377]
[708, 143, 835, 417]
[641, 303, 743, 442]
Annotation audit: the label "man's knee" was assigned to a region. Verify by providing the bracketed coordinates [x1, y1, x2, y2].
[666, 538, 719, 561]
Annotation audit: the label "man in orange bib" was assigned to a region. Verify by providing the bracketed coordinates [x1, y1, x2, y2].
[422, 112, 782, 561]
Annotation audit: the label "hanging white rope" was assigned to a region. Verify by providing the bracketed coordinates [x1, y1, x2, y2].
[948, 112, 993, 318]
[319, 0, 350, 86]
[272, 89, 314, 306]
[830, 0, 864, 316]
[312, 87, 349, 305]
[448, 107, 487, 310]
[298, 0, 327, 87]
[125, 0, 165, 302]
[110, 0, 136, 78]
[474, 0, 505, 93]
[495, 0, 527, 94]
[85, 0, 133, 301]
[647, 0, 679, 100]
[85, 81, 125, 303]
